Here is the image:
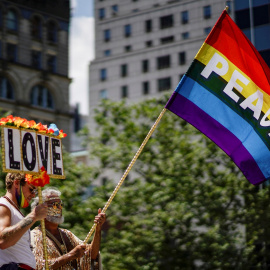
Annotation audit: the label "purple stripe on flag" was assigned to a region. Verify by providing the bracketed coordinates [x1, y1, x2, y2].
[166, 92, 265, 185]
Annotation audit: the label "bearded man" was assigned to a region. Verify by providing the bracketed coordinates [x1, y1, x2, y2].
[31, 187, 106, 270]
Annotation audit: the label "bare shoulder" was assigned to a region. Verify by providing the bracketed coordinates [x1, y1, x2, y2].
[0, 204, 11, 217]
[0, 205, 11, 231]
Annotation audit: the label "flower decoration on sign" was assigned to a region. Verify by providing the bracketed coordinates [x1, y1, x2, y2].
[0, 115, 67, 138]
[25, 166, 50, 187]
[48, 123, 67, 138]
[48, 123, 59, 136]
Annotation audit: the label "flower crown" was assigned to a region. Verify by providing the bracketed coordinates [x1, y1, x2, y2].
[0, 115, 67, 138]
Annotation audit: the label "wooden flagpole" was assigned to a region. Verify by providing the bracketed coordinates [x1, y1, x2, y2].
[38, 187, 49, 270]
[84, 108, 167, 243]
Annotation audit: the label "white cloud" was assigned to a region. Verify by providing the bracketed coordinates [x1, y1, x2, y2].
[69, 16, 95, 115]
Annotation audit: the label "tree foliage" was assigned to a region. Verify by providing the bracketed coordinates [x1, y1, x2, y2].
[1, 97, 270, 269]
[82, 94, 270, 270]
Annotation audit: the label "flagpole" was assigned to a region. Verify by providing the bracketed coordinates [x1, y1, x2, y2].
[83, 108, 167, 243]
[38, 187, 49, 270]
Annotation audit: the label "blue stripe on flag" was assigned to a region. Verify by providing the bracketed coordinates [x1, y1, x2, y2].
[175, 75, 270, 179]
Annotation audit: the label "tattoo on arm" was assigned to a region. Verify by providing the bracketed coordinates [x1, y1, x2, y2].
[21, 217, 33, 228]
[0, 217, 33, 240]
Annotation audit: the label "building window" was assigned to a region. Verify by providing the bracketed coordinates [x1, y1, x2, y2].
[121, 64, 128, 77]
[124, 24, 131, 37]
[158, 77, 171, 92]
[235, 9, 250, 29]
[121, 85, 128, 98]
[0, 76, 14, 100]
[160, 15, 174, 29]
[157, 55, 170, 70]
[204, 27, 212, 35]
[111, 5, 118, 16]
[99, 89, 107, 99]
[181, 10, 189, 24]
[259, 49, 270, 69]
[160, 36, 174, 44]
[182, 32, 189, 39]
[99, 8, 105, 20]
[179, 52, 186, 65]
[31, 50, 42, 69]
[6, 9, 18, 31]
[100, 68, 107, 81]
[31, 16, 42, 40]
[146, 40, 152, 47]
[145, 20, 152, 33]
[254, 5, 270, 27]
[47, 21, 57, 43]
[47, 55, 56, 73]
[104, 50, 111, 56]
[142, 60, 149, 73]
[6, 43, 17, 62]
[125, 45, 132, 52]
[142, 81, 149, 95]
[203, 5, 211, 19]
[31, 85, 54, 109]
[104, 29, 111, 42]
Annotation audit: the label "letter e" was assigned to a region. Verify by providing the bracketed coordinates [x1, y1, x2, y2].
[223, 70, 249, 102]
[51, 138, 62, 175]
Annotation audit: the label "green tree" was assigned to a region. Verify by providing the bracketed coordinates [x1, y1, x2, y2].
[82, 94, 270, 270]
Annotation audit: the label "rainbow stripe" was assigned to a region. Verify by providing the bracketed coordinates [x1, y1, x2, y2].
[165, 10, 270, 185]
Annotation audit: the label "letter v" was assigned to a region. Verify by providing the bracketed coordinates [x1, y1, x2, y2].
[37, 134, 49, 171]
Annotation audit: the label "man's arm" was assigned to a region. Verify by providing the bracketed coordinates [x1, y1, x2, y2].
[50, 245, 87, 270]
[90, 209, 106, 259]
[0, 203, 48, 249]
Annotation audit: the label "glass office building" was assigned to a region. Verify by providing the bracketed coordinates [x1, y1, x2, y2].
[235, 0, 270, 66]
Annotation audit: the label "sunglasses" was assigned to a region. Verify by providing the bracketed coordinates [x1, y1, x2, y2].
[29, 187, 38, 196]
[47, 201, 64, 209]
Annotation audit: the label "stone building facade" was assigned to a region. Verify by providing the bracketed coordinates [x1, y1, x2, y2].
[0, 0, 71, 151]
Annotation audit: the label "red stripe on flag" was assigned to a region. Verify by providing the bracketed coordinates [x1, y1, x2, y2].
[205, 10, 270, 94]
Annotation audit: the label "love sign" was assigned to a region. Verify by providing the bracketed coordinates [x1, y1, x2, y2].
[2, 126, 65, 179]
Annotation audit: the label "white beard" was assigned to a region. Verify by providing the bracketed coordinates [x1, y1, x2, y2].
[46, 215, 64, 224]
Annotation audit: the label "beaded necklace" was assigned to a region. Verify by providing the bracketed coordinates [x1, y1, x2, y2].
[3, 196, 24, 216]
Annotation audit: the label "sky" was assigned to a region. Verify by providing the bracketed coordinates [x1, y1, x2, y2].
[69, 0, 95, 115]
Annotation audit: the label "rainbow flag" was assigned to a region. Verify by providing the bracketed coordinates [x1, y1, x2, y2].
[165, 10, 270, 185]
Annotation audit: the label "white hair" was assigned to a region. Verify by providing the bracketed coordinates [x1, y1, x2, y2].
[31, 187, 61, 209]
